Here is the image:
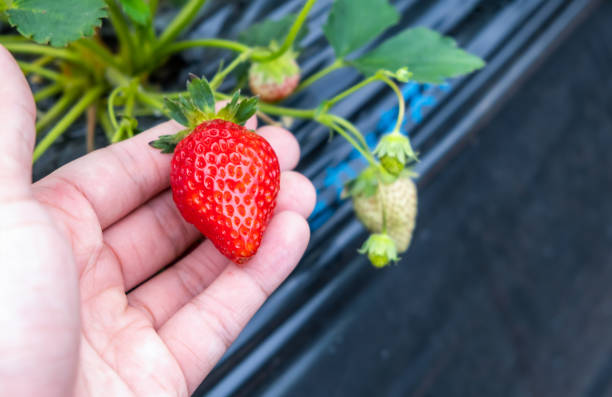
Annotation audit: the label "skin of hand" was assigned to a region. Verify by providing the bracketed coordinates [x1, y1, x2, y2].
[0, 45, 316, 396]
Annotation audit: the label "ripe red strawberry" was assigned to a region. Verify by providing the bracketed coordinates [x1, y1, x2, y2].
[171, 119, 280, 263]
[151, 76, 280, 263]
[249, 50, 301, 103]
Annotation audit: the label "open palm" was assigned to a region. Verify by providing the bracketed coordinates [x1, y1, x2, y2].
[0, 46, 315, 396]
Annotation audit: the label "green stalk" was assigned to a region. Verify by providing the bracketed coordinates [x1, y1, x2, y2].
[33, 83, 63, 102]
[75, 39, 123, 70]
[326, 120, 378, 168]
[3, 43, 84, 65]
[98, 107, 115, 141]
[18, 61, 64, 81]
[210, 50, 252, 90]
[258, 103, 316, 119]
[250, 0, 317, 62]
[105, 0, 135, 68]
[107, 86, 125, 130]
[378, 74, 405, 134]
[328, 114, 369, 152]
[123, 85, 136, 138]
[0, 35, 28, 43]
[32, 56, 54, 68]
[155, 0, 208, 52]
[33, 86, 104, 162]
[294, 59, 345, 94]
[136, 90, 165, 112]
[160, 39, 250, 58]
[36, 90, 79, 134]
[324, 75, 378, 110]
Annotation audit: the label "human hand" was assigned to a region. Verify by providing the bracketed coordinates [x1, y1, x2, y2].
[0, 45, 315, 396]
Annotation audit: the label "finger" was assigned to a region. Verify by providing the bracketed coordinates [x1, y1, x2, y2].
[158, 211, 309, 393]
[0, 45, 36, 200]
[275, 171, 316, 218]
[256, 126, 300, 170]
[34, 121, 183, 229]
[125, 170, 316, 316]
[104, 132, 305, 290]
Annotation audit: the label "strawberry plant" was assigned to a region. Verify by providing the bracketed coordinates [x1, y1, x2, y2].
[0, 0, 484, 266]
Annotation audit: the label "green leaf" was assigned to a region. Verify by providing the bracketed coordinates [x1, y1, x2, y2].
[164, 98, 189, 126]
[0, 0, 13, 13]
[149, 129, 190, 154]
[187, 76, 215, 114]
[323, 0, 399, 58]
[352, 27, 486, 84]
[234, 96, 257, 126]
[6, 0, 106, 47]
[118, 0, 150, 25]
[239, 13, 308, 48]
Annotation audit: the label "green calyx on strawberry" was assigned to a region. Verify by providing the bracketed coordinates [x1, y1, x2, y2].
[358, 233, 399, 268]
[347, 166, 418, 257]
[249, 47, 301, 103]
[373, 133, 417, 176]
[150, 76, 281, 264]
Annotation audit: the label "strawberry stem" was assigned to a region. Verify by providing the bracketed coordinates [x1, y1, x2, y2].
[36, 90, 79, 135]
[33, 86, 105, 162]
[154, 0, 209, 54]
[0, 42, 85, 66]
[33, 83, 63, 102]
[378, 74, 405, 134]
[105, 0, 136, 70]
[160, 39, 251, 59]
[250, 0, 317, 62]
[17, 61, 64, 82]
[294, 58, 345, 94]
[210, 50, 253, 90]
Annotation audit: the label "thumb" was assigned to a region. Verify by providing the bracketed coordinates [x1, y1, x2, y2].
[0, 45, 36, 200]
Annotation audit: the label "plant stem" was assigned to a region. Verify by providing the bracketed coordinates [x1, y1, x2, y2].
[32, 55, 54, 68]
[86, 105, 97, 152]
[105, 0, 135, 68]
[250, 0, 317, 62]
[0, 35, 28, 43]
[328, 114, 369, 152]
[33, 83, 63, 102]
[36, 90, 79, 134]
[324, 75, 378, 110]
[258, 102, 315, 119]
[3, 42, 84, 65]
[378, 74, 405, 133]
[326, 120, 378, 168]
[155, 0, 208, 52]
[210, 50, 252, 89]
[107, 86, 125, 130]
[75, 39, 123, 70]
[98, 107, 115, 141]
[136, 89, 165, 112]
[160, 39, 250, 58]
[18, 61, 63, 81]
[295, 59, 344, 94]
[33, 86, 105, 162]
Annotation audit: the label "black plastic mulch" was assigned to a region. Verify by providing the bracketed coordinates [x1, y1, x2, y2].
[248, 3, 612, 397]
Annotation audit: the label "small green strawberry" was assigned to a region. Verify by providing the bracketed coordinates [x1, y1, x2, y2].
[348, 167, 418, 253]
[249, 49, 301, 103]
[358, 233, 399, 268]
[373, 133, 417, 176]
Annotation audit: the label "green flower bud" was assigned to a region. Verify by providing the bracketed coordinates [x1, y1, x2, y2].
[373, 134, 417, 176]
[358, 233, 399, 268]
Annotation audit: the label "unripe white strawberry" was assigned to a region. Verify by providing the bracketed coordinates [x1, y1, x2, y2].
[350, 170, 418, 253]
[249, 50, 301, 103]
